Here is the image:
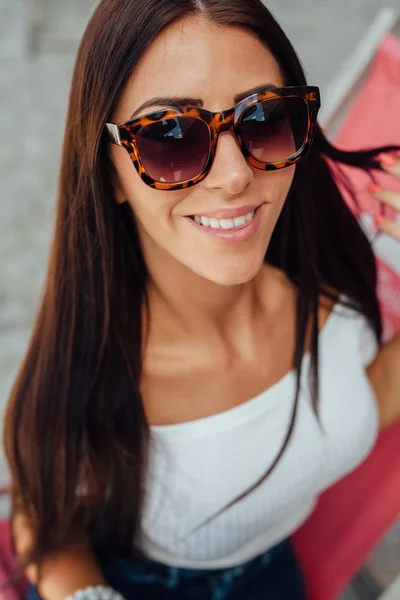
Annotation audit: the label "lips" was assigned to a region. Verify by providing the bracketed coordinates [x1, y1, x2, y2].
[184, 202, 265, 244]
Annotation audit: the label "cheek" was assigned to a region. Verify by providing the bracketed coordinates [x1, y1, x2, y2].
[256, 165, 295, 210]
[111, 146, 138, 200]
[112, 149, 189, 237]
[112, 147, 160, 212]
[275, 165, 295, 206]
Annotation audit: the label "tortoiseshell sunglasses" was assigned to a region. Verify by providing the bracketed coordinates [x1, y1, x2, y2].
[105, 86, 320, 191]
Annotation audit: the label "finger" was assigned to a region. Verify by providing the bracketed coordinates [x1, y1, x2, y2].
[380, 152, 400, 179]
[368, 185, 400, 212]
[375, 216, 400, 242]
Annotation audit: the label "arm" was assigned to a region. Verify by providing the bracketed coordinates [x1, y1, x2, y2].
[13, 512, 107, 600]
[30, 548, 107, 600]
[366, 152, 400, 429]
[367, 334, 400, 429]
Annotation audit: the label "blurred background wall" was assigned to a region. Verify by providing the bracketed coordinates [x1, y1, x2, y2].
[0, 0, 398, 484]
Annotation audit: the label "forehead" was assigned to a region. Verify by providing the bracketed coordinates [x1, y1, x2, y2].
[116, 16, 284, 120]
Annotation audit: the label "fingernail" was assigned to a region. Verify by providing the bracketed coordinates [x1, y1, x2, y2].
[380, 154, 396, 166]
[374, 214, 385, 227]
[368, 183, 382, 194]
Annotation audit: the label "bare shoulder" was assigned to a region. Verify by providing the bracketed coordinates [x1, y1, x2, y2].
[264, 265, 339, 332]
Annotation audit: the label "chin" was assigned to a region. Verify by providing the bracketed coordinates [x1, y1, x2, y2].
[200, 259, 265, 287]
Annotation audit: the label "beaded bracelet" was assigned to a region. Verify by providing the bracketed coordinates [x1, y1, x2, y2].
[65, 586, 127, 600]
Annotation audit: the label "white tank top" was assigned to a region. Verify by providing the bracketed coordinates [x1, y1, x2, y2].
[137, 301, 380, 569]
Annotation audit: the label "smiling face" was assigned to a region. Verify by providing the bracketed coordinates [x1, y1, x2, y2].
[110, 16, 295, 286]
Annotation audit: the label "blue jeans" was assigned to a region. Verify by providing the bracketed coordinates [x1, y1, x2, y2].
[27, 539, 307, 599]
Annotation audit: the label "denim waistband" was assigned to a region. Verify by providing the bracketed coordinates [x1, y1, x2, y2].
[135, 538, 290, 587]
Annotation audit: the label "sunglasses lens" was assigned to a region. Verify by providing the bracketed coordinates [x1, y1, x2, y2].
[240, 97, 309, 163]
[136, 117, 210, 184]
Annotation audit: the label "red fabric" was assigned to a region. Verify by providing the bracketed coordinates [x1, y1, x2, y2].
[293, 33, 400, 600]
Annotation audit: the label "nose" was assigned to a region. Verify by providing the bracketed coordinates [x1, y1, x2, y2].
[204, 131, 253, 196]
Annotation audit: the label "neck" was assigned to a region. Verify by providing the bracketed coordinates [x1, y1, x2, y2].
[141, 238, 277, 347]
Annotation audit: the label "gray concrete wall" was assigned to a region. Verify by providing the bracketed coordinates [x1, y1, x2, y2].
[267, 0, 397, 89]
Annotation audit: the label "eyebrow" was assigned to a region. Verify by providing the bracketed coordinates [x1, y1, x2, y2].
[129, 83, 278, 119]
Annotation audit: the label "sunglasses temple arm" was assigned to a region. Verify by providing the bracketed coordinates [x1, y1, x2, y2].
[105, 123, 122, 146]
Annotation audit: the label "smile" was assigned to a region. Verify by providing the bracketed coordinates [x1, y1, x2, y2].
[185, 204, 264, 244]
[191, 210, 255, 230]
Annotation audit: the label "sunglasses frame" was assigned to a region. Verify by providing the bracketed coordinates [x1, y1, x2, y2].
[105, 86, 321, 191]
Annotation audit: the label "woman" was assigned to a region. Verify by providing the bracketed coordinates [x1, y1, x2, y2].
[4, 0, 400, 599]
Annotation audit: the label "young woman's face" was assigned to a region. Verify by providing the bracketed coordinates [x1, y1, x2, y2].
[111, 16, 295, 286]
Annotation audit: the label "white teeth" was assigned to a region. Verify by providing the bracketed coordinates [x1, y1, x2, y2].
[193, 210, 256, 230]
[209, 217, 221, 229]
[233, 215, 246, 227]
[220, 218, 234, 230]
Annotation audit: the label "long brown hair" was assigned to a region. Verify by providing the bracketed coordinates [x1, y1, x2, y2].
[4, 0, 400, 581]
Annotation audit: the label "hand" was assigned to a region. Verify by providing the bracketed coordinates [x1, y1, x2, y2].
[12, 510, 38, 584]
[368, 151, 400, 242]
[12, 510, 99, 591]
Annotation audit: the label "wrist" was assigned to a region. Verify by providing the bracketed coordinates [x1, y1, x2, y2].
[35, 550, 107, 600]
[65, 587, 126, 600]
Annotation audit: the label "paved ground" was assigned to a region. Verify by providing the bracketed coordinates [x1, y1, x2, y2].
[0, 0, 399, 596]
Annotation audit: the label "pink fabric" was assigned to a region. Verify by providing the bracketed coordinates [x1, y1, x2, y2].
[334, 32, 400, 337]
[334, 34, 400, 224]
[293, 33, 400, 600]
[0, 521, 26, 600]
